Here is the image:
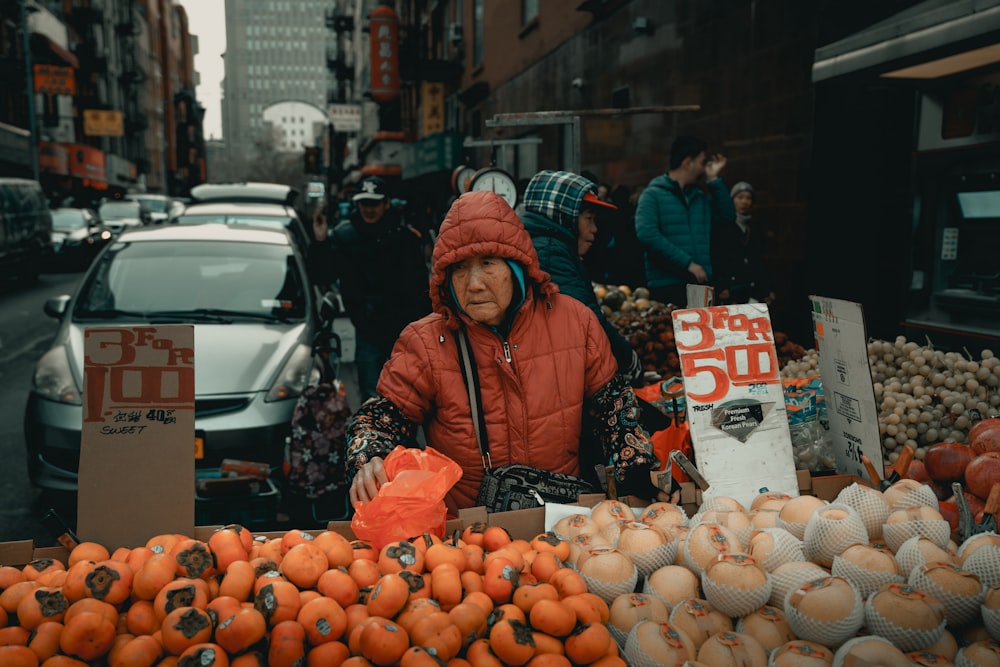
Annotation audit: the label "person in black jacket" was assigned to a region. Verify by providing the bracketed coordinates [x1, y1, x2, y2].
[308, 176, 431, 401]
[711, 181, 775, 306]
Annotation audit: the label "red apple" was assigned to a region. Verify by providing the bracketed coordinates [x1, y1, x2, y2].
[923, 442, 974, 484]
[971, 423, 1000, 455]
[938, 498, 959, 534]
[968, 417, 1000, 444]
[903, 459, 930, 484]
[964, 451, 1000, 501]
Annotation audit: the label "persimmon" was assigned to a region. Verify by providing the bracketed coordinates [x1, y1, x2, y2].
[64, 598, 118, 628]
[83, 560, 134, 606]
[299, 590, 322, 608]
[531, 632, 566, 656]
[297, 595, 347, 645]
[110, 546, 131, 563]
[348, 559, 381, 589]
[268, 619, 307, 667]
[106, 633, 134, 665]
[22, 559, 65, 583]
[132, 552, 178, 601]
[351, 541, 378, 562]
[484, 546, 524, 573]
[1, 580, 40, 615]
[59, 610, 116, 661]
[0, 645, 39, 666]
[530, 552, 562, 584]
[367, 572, 410, 619]
[548, 568, 587, 599]
[215, 606, 267, 655]
[316, 567, 361, 609]
[69, 542, 110, 567]
[463, 544, 486, 575]
[563, 622, 611, 666]
[409, 611, 462, 661]
[306, 640, 351, 666]
[255, 538, 284, 565]
[153, 578, 210, 625]
[218, 560, 256, 602]
[17, 587, 68, 630]
[254, 579, 301, 627]
[145, 533, 184, 555]
[230, 651, 267, 667]
[461, 570, 485, 596]
[27, 620, 63, 662]
[0, 605, 7, 629]
[41, 656, 90, 667]
[482, 526, 513, 553]
[525, 654, 572, 667]
[0, 625, 31, 646]
[463, 591, 494, 617]
[170, 539, 215, 580]
[249, 557, 280, 579]
[512, 583, 559, 615]
[588, 656, 627, 667]
[125, 599, 158, 636]
[528, 599, 576, 638]
[161, 606, 213, 656]
[483, 557, 519, 605]
[125, 546, 155, 573]
[34, 570, 66, 589]
[378, 540, 424, 575]
[396, 598, 443, 633]
[208, 527, 251, 573]
[462, 523, 487, 548]
[111, 635, 163, 667]
[400, 645, 445, 667]
[359, 616, 410, 666]
[425, 542, 467, 573]
[313, 531, 354, 569]
[177, 642, 229, 666]
[253, 569, 288, 595]
[205, 595, 243, 628]
[402, 570, 432, 600]
[0, 565, 27, 590]
[280, 529, 317, 554]
[341, 657, 376, 667]
[488, 618, 535, 667]
[280, 542, 329, 590]
[343, 603, 371, 637]
[430, 563, 463, 611]
[494, 603, 528, 626]
[530, 532, 570, 563]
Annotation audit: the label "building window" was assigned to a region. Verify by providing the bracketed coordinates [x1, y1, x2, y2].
[522, 0, 538, 24]
[473, 0, 484, 67]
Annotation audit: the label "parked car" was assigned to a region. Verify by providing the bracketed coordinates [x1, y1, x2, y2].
[126, 193, 172, 224]
[0, 178, 53, 282]
[48, 207, 113, 270]
[98, 200, 148, 235]
[24, 223, 324, 493]
[175, 182, 310, 251]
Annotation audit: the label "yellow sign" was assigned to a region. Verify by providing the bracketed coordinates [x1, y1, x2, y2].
[420, 82, 445, 137]
[33, 65, 75, 96]
[84, 110, 124, 137]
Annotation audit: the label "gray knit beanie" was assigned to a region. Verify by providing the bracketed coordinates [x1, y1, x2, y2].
[730, 181, 754, 198]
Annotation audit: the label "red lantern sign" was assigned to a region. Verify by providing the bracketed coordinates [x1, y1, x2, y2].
[369, 4, 400, 103]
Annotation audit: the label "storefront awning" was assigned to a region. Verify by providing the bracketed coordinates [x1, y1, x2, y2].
[813, 0, 1000, 82]
[0, 122, 33, 170]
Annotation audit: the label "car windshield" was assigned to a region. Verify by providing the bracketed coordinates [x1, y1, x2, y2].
[130, 197, 170, 213]
[51, 210, 87, 230]
[99, 201, 141, 218]
[174, 214, 293, 232]
[73, 239, 307, 321]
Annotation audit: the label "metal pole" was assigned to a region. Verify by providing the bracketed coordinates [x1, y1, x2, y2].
[20, 0, 40, 181]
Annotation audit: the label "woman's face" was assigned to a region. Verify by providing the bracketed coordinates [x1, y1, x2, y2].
[450, 255, 514, 326]
[733, 191, 753, 215]
[577, 209, 598, 257]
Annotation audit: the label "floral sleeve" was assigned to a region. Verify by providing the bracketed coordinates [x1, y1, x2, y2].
[587, 374, 662, 497]
[345, 397, 420, 483]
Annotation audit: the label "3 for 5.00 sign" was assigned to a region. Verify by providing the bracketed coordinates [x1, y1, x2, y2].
[672, 304, 798, 508]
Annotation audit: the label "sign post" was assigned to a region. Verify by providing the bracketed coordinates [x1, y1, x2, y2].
[809, 296, 883, 481]
[78, 326, 195, 549]
[672, 304, 798, 508]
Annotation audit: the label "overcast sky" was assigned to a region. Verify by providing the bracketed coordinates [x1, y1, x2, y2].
[178, 0, 225, 140]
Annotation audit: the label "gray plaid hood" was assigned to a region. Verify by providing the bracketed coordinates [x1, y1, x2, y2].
[522, 170, 596, 233]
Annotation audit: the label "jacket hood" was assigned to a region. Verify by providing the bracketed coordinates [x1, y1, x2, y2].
[522, 170, 596, 233]
[430, 191, 556, 328]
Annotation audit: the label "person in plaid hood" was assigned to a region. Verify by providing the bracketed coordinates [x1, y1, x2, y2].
[521, 170, 644, 385]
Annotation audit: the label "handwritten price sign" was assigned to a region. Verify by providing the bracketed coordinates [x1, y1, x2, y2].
[672, 304, 799, 507]
[79, 326, 196, 549]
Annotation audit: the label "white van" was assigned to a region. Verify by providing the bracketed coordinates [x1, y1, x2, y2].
[0, 178, 53, 282]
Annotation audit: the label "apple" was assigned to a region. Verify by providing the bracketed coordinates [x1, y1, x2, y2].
[971, 420, 1000, 455]
[938, 498, 959, 534]
[903, 459, 930, 484]
[964, 451, 1000, 501]
[924, 442, 974, 484]
[968, 417, 1000, 445]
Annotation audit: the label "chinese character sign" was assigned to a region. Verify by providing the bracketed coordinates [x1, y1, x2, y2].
[672, 304, 799, 508]
[369, 5, 400, 103]
[78, 326, 196, 549]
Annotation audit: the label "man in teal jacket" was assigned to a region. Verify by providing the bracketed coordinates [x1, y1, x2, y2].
[635, 136, 736, 307]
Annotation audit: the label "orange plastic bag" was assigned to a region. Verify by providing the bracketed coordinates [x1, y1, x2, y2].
[350, 445, 463, 550]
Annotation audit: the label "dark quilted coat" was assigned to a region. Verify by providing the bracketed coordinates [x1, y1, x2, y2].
[375, 191, 619, 510]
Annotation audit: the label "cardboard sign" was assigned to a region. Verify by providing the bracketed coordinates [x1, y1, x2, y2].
[672, 304, 799, 508]
[809, 296, 883, 481]
[686, 283, 714, 308]
[78, 326, 195, 549]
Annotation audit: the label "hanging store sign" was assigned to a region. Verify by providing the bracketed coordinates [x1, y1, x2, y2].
[69, 144, 106, 184]
[329, 103, 362, 132]
[420, 82, 445, 137]
[369, 4, 400, 103]
[38, 141, 70, 175]
[33, 64, 75, 96]
[672, 303, 799, 508]
[83, 109, 124, 137]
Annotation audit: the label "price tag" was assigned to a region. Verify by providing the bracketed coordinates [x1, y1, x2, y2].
[672, 304, 799, 508]
[809, 296, 882, 481]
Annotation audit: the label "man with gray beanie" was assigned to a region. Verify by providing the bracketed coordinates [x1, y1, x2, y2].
[711, 180, 775, 305]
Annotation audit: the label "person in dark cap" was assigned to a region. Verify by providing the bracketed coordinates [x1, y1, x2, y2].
[711, 180, 775, 306]
[308, 176, 431, 401]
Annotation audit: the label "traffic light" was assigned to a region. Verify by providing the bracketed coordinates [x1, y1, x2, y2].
[304, 147, 320, 174]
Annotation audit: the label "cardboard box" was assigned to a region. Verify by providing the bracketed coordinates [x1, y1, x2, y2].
[456, 493, 608, 541]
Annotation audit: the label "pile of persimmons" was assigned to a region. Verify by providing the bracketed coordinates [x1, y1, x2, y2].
[0, 522, 625, 667]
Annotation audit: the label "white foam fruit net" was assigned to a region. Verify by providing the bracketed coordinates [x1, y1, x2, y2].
[702, 567, 774, 618]
[835, 483, 890, 541]
[831, 553, 904, 601]
[803, 503, 870, 567]
[831, 635, 908, 667]
[735, 606, 795, 654]
[783, 577, 865, 649]
[884, 482, 940, 510]
[768, 639, 838, 667]
[954, 640, 1000, 667]
[961, 543, 1000, 588]
[883, 519, 952, 553]
[623, 620, 698, 667]
[579, 563, 639, 605]
[681, 522, 742, 577]
[769, 562, 830, 608]
[750, 528, 807, 572]
[668, 598, 733, 648]
[641, 565, 702, 612]
[620, 540, 678, 579]
[909, 562, 986, 628]
[864, 594, 946, 652]
[983, 604, 1000, 642]
[895, 535, 957, 578]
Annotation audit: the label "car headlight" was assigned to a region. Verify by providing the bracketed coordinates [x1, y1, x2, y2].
[32, 346, 81, 405]
[265, 343, 320, 402]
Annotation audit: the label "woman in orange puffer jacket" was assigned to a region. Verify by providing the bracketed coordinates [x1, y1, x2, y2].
[345, 191, 669, 514]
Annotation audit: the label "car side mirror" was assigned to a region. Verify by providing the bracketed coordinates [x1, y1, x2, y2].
[43, 295, 71, 319]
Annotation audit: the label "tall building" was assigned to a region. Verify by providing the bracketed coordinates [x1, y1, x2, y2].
[221, 0, 331, 165]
